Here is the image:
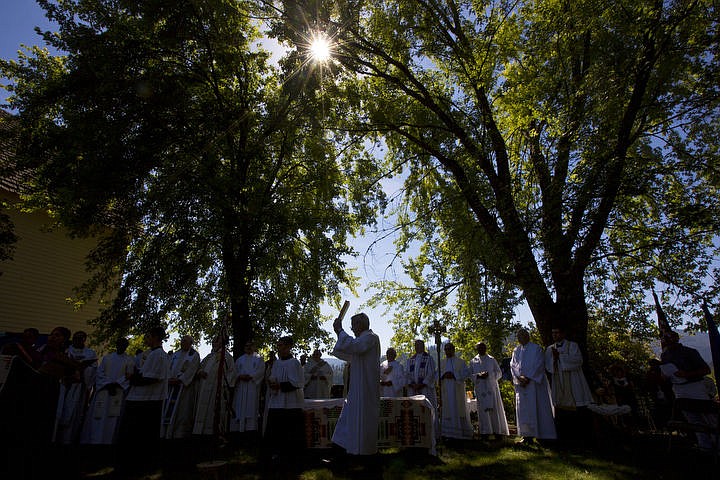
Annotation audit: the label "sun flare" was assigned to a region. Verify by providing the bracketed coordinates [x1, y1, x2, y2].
[309, 33, 332, 62]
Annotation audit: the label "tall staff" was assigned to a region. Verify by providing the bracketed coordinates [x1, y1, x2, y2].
[429, 319, 446, 433]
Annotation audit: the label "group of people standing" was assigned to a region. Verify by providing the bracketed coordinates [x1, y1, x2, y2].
[0, 325, 294, 472]
[0, 319, 593, 465]
[509, 327, 594, 444]
[377, 339, 509, 442]
[4, 314, 715, 474]
[380, 326, 602, 446]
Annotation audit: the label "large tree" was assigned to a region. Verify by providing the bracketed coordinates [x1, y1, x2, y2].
[1, 0, 383, 353]
[297, 0, 720, 349]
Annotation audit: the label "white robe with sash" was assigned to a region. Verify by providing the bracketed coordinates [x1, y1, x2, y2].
[161, 348, 200, 439]
[545, 340, 594, 408]
[193, 350, 236, 435]
[406, 352, 437, 408]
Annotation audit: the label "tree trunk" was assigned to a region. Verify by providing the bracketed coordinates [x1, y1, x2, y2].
[230, 286, 251, 358]
[523, 274, 589, 354]
[221, 218, 253, 358]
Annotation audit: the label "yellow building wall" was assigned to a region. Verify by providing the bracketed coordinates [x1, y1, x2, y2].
[0, 190, 110, 341]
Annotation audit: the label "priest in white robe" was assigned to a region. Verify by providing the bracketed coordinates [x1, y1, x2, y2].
[379, 347, 405, 397]
[264, 336, 304, 460]
[80, 337, 135, 444]
[56, 330, 98, 444]
[406, 339, 439, 438]
[545, 327, 594, 409]
[331, 312, 381, 455]
[117, 326, 170, 473]
[510, 329, 556, 440]
[545, 327, 594, 443]
[304, 349, 333, 399]
[406, 339, 437, 407]
[193, 336, 236, 436]
[439, 343, 473, 439]
[161, 335, 201, 439]
[469, 342, 509, 437]
[230, 341, 265, 433]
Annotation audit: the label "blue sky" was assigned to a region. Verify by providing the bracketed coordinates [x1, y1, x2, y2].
[1, 1, 55, 105]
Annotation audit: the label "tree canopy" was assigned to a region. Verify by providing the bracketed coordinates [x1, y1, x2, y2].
[1, 0, 384, 353]
[3, 0, 720, 360]
[300, 0, 720, 350]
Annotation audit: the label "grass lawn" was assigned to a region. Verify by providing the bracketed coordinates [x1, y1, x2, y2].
[68, 431, 717, 480]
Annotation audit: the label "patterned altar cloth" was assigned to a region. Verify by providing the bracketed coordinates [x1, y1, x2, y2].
[303, 395, 436, 453]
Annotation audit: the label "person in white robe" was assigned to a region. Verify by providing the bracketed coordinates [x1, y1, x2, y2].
[80, 337, 135, 444]
[406, 339, 439, 438]
[304, 349, 333, 399]
[230, 341, 265, 433]
[545, 327, 594, 443]
[406, 339, 437, 404]
[379, 347, 405, 397]
[55, 330, 98, 444]
[193, 336, 236, 436]
[331, 312, 381, 455]
[264, 336, 305, 460]
[510, 329, 556, 440]
[117, 326, 170, 473]
[439, 342, 473, 439]
[469, 342, 509, 437]
[545, 327, 594, 409]
[161, 335, 201, 439]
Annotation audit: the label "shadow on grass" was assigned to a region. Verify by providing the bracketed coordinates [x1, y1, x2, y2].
[11, 431, 716, 480]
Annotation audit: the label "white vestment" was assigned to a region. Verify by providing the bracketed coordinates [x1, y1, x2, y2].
[469, 353, 509, 435]
[406, 351, 439, 438]
[379, 359, 405, 397]
[331, 329, 381, 455]
[126, 346, 169, 402]
[193, 350, 236, 435]
[230, 352, 265, 432]
[56, 346, 98, 444]
[406, 352, 437, 408]
[511, 342, 556, 439]
[266, 357, 305, 409]
[161, 348, 200, 438]
[440, 356, 473, 439]
[304, 357, 334, 399]
[545, 340, 594, 408]
[80, 351, 135, 444]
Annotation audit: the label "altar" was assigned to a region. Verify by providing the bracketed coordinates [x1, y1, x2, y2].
[302, 395, 436, 453]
